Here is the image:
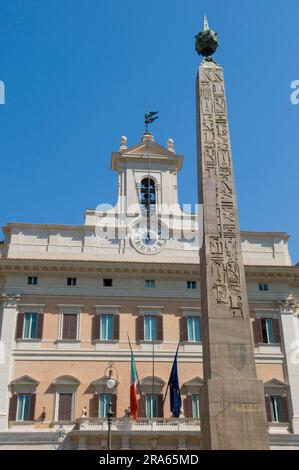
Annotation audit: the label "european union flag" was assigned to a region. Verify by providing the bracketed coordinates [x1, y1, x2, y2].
[168, 348, 182, 418]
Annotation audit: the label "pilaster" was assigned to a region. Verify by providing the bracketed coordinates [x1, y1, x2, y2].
[278, 294, 299, 434]
[0, 294, 20, 431]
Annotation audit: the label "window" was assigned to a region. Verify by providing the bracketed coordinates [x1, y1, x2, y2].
[187, 281, 197, 290]
[269, 396, 283, 423]
[259, 283, 269, 291]
[144, 315, 157, 341]
[23, 313, 38, 339]
[103, 279, 113, 287]
[16, 394, 31, 421]
[67, 277, 77, 286]
[140, 178, 156, 208]
[253, 316, 280, 345]
[61, 314, 78, 340]
[99, 394, 112, 418]
[136, 314, 163, 342]
[9, 389, 36, 422]
[28, 276, 37, 285]
[100, 314, 113, 340]
[192, 394, 200, 418]
[145, 280, 156, 289]
[187, 316, 201, 342]
[16, 312, 43, 341]
[261, 318, 274, 344]
[58, 393, 73, 421]
[145, 394, 158, 418]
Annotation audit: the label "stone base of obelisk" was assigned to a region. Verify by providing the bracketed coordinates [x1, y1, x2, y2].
[200, 378, 269, 450]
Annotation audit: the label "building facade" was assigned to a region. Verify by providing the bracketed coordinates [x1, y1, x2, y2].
[0, 132, 299, 449]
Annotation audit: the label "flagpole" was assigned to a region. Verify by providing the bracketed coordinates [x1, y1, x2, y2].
[152, 329, 155, 415]
[127, 333, 147, 417]
[163, 334, 182, 407]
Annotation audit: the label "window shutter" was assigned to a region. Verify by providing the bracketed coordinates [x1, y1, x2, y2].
[36, 314, 44, 340]
[58, 393, 72, 421]
[253, 318, 263, 345]
[113, 315, 120, 340]
[28, 394, 36, 421]
[8, 394, 18, 421]
[272, 319, 281, 344]
[89, 394, 99, 418]
[69, 314, 78, 340]
[92, 315, 101, 341]
[264, 396, 271, 422]
[111, 394, 117, 417]
[15, 313, 24, 339]
[62, 315, 69, 339]
[281, 396, 289, 423]
[58, 394, 65, 420]
[184, 395, 193, 418]
[138, 396, 146, 417]
[157, 394, 164, 418]
[136, 316, 144, 342]
[62, 314, 77, 340]
[179, 317, 188, 342]
[65, 394, 73, 420]
[156, 316, 163, 341]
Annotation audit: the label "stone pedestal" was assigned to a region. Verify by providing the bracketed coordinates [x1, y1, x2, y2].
[196, 61, 269, 449]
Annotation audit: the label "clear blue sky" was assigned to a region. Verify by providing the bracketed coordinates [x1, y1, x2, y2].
[0, 0, 298, 263]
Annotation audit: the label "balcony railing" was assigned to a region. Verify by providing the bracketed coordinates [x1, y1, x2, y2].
[77, 417, 201, 432]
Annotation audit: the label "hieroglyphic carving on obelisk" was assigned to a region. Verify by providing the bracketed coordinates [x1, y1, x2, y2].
[195, 17, 269, 449]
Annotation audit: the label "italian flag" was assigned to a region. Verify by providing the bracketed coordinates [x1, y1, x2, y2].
[130, 350, 138, 420]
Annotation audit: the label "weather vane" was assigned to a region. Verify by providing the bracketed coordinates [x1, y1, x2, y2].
[144, 111, 159, 132]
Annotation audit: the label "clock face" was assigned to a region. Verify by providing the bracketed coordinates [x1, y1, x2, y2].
[131, 223, 166, 254]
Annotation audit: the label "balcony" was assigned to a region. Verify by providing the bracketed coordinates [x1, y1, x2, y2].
[76, 416, 201, 433]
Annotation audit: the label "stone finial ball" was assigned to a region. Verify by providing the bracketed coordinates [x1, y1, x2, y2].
[195, 29, 219, 57]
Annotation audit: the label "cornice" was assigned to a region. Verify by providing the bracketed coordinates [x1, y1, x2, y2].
[11, 349, 284, 364]
[0, 258, 200, 280]
[1, 259, 298, 283]
[241, 231, 289, 240]
[9, 293, 201, 303]
[244, 265, 299, 283]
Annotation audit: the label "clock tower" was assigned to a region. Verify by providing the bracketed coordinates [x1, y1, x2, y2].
[111, 131, 184, 216]
[84, 131, 199, 261]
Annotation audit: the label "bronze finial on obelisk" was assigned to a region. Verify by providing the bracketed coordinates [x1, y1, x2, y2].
[195, 14, 219, 62]
[195, 17, 270, 449]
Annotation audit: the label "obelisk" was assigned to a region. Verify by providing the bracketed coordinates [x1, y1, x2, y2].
[195, 17, 270, 449]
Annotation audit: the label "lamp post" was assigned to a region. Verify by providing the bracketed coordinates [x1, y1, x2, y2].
[104, 363, 118, 451]
[107, 400, 114, 451]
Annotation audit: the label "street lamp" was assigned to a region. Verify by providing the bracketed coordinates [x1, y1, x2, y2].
[104, 363, 118, 451]
[107, 400, 114, 451]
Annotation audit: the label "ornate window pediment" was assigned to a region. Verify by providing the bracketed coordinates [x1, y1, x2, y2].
[11, 375, 39, 386]
[181, 376, 203, 395]
[139, 376, 165, 394]
[10, 375, 39, 394]
[264, 378, 288, 397]
[53, 375, 80, 392]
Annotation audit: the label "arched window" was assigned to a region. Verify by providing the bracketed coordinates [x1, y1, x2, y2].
[140, 178, 156, 208]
